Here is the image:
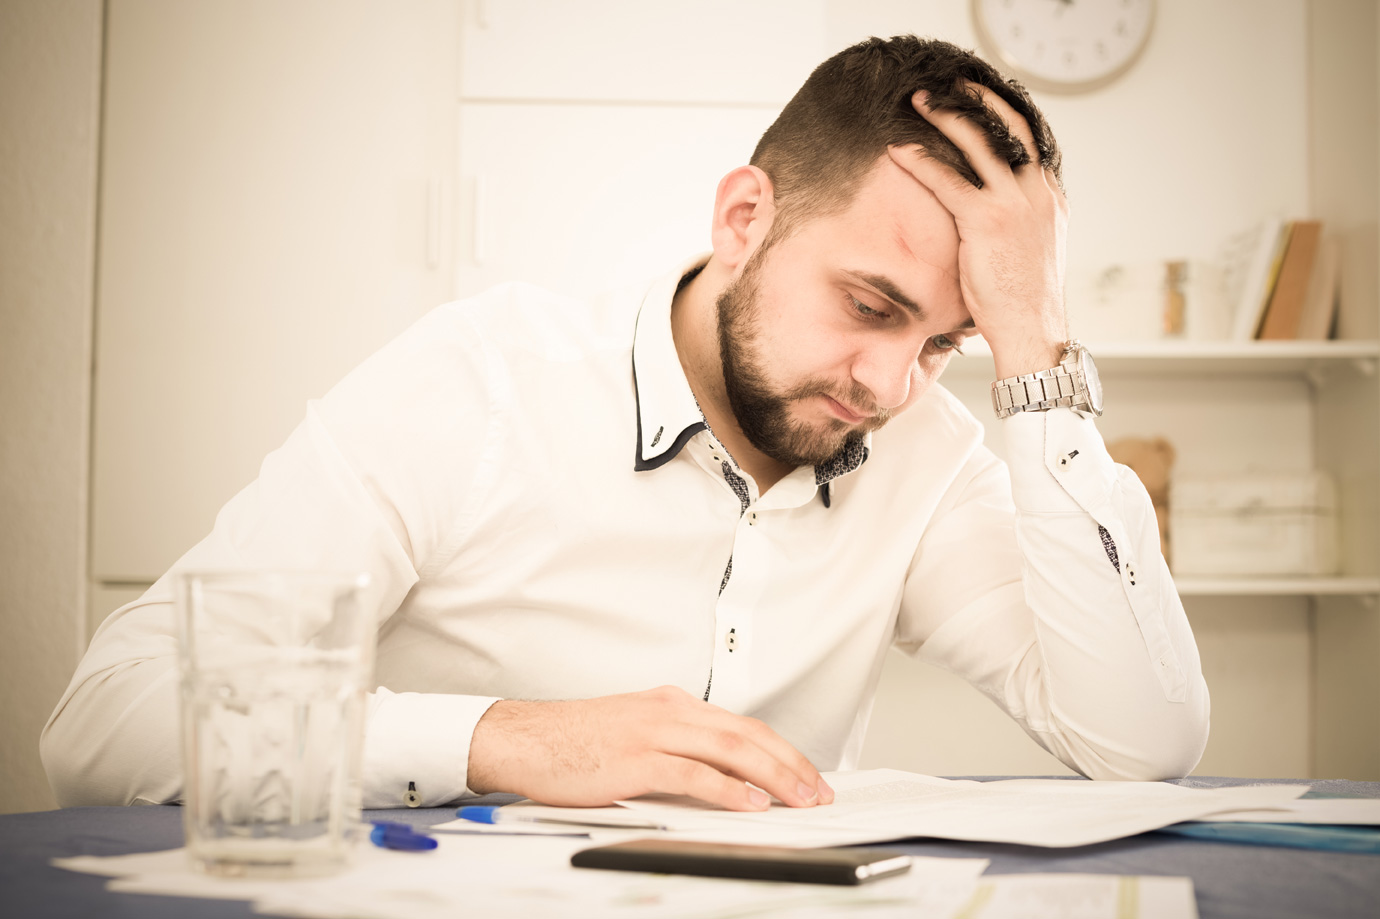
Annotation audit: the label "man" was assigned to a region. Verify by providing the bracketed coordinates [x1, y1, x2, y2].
[43, 36, 1208, 811]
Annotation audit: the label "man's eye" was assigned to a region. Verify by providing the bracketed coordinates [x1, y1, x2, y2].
[931, 334, 965, 355]
[850, 296, 885, 319]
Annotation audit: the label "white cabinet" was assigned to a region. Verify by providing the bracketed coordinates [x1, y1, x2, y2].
[90, 0, 462, 581]
[457, 0, 825, 103]
[455, 102, 778, 299]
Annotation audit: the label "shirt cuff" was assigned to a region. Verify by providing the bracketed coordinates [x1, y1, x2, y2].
[362, 689, 502, 808]
[1003, 408, 1116, 516]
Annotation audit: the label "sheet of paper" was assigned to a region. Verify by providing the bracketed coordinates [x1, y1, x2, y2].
[54, 836, 990, 919]
[1186, 796, 1380, 825]
[614, 769, 1309, 848]
[54, 843, 1194, 919]
[954, 874, 1198, 919]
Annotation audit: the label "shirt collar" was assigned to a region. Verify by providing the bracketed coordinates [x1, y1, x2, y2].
[630, 255, 872, 496]
[632, 255, 710, 472]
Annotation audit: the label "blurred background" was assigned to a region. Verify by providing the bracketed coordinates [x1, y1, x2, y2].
[3, 0, 1377, 814]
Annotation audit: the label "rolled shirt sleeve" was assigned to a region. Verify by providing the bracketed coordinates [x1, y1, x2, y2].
[896, 408, 1210, 781]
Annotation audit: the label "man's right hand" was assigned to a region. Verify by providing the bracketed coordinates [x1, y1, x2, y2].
[466, 685, 834, 811]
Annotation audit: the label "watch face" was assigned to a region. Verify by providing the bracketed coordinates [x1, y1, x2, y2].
[1078, 349, 1104, 415]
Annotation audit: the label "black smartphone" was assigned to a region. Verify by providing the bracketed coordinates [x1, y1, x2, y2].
[570, 839, 913, 886]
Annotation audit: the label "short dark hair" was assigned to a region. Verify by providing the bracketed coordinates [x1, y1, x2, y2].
[750, 35, 1062, 239]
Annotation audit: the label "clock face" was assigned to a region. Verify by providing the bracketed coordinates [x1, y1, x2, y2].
[972, 0, 1156, 93]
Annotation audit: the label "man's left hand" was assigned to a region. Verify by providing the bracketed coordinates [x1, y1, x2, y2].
[888, 84, 1070, 380]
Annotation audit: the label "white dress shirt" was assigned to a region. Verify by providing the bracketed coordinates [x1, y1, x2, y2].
[43, 256, 1209, 808]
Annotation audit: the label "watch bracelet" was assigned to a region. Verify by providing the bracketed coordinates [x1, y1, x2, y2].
[991, 365, 1088, 419]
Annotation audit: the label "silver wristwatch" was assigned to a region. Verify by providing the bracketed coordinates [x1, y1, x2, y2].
[991, 340, 1104, 419]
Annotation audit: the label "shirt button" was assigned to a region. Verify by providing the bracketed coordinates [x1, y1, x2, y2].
[748, 512, 758, 526]
[726, 628, 737, 652]
[712, 454, 723, 463]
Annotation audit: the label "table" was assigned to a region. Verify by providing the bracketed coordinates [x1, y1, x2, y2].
[3, 778, 1377, 919]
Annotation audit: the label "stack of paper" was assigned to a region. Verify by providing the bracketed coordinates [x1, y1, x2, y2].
[434, 769, 1313, 849]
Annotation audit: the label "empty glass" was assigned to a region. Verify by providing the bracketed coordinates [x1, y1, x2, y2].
[175, 570, 374, 877]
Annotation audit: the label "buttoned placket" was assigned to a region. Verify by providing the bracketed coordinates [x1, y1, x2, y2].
[690, 432, 827, 710]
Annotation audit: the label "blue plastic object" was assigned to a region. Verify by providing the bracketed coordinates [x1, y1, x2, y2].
[1157, 822, 1380, 854]
[456, 805, 502, 825]
[370, 821, 439, 851]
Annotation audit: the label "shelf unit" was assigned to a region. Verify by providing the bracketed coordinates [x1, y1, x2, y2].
[1176, 577, 1380, 598]
[945, 338, 1380, 377]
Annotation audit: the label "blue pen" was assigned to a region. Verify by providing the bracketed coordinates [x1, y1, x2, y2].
[457, 805, 668, 831]
[370, 821, 439, 851]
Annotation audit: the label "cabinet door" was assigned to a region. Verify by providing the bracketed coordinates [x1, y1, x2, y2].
[455, 102, 779, 300]
[91, 0, 461, 581]
[459, 0, 825, 103]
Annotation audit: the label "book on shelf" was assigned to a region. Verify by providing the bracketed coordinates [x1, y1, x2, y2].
[1294, 236, 1341, 341]
[1227, 217, 1292, 340]
[1257, 220, 1323, 340]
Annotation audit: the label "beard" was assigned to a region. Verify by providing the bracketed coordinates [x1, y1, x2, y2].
[715, 246, 892, 468]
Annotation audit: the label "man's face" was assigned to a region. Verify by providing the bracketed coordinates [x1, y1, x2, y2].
[717, 155, 974, 467]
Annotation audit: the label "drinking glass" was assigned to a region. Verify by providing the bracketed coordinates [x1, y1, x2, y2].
[175, 570, 374, 877]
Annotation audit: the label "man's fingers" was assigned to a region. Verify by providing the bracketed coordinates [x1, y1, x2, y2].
[660, 717, 822, 808]
[911, 88, 1020, 193]
[660, 688, 832, 806]
[969, 87, 1039, 168]
[888, 144, 979, 219]
[658, 754, 772, 811]
[973, 87, 1062, 200]
[730, 714, 835, 804]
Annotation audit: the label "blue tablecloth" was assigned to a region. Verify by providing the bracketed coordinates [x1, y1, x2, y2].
[3, 777, 1377, 919]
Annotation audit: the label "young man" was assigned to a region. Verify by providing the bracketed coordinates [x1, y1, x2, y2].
[43, 36, 1208, 811]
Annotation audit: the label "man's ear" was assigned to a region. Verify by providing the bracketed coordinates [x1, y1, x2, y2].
[710, 165, 776, 272]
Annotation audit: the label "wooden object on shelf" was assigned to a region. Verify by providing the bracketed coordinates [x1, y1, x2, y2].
[1296, 236, 1342, 340]
[1107, 436, 1176, 565]
[1258, 220, 1324, 340]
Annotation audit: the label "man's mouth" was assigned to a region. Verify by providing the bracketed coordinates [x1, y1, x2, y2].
[822, 395, 869, 425]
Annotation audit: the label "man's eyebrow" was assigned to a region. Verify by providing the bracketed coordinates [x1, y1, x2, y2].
[842, 270, 926, 319]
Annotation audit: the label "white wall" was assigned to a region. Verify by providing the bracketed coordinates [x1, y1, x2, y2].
[0, 0, 103, 814]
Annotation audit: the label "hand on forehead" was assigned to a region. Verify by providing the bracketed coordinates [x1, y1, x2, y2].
[906, 79, 1045, 183]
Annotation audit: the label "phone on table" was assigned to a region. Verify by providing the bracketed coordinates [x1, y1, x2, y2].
[571, 838, 913, 886]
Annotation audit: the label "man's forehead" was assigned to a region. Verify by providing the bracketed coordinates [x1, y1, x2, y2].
[816, 157, 968, 325]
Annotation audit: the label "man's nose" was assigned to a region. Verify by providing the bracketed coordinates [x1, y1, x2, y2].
[851, 336, 923, 411]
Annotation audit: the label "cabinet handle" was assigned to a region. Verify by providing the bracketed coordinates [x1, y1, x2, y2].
[426, 176, 442, 269]
[472, 174, 488, 266]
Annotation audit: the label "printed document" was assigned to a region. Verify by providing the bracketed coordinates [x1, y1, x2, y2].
[502, 768, 1311, 848]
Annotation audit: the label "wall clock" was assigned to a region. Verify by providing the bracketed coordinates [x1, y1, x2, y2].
[971, 0, 1157, 94]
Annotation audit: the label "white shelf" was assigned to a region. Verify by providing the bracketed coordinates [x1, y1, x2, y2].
[945, 339, 1380, 377]
[1175, 576, 1380, 597]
